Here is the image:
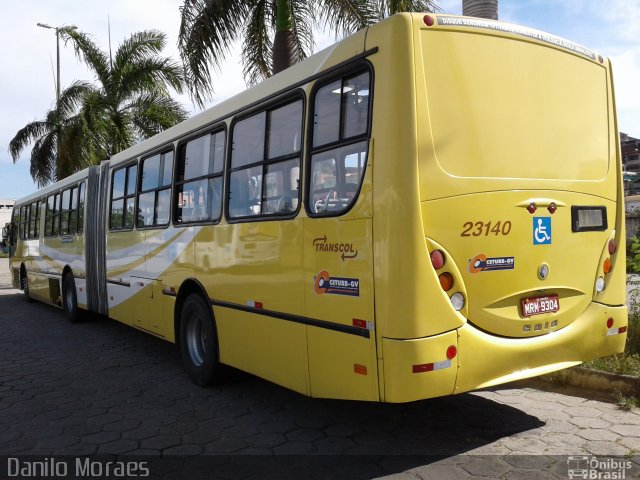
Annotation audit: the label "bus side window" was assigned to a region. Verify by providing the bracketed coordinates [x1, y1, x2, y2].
[110, 164, 137, 230]
[175, 130, 224, 225]
[229, 98, 302, 219]
[308, 70, 371, 215]
[138, 150, 173, 228]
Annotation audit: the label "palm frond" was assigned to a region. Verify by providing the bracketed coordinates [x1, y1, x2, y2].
[127, 93, 189, 139]
[179, 0, 250, 106]
[317, 0, 378, 35]
[8, 121, 50, 161]
[242, 0, 273, 85]
[116, 57, 185, 97]
[290, 0, 314, 60]
[378, 0, 440, 18]
[59, 27, 111, 86]
[29, 133, 57, 187]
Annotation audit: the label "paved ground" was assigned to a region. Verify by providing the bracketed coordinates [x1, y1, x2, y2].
[1, 257, 639, 479]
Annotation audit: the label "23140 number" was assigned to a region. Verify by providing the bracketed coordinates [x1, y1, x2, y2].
[461, 221, 512, 237]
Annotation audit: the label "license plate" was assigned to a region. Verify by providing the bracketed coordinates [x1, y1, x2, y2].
[521, 295, 559, 317]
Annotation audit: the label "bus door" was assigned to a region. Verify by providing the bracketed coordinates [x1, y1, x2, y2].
[304, 142, 377, 401]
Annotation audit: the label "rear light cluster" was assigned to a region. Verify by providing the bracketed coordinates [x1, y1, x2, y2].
[430, 249, 465, 311]
[412, 345, 457, 374]
[526, 202, 557, 214]
[605, 317, 628, 336]
[596, 238, 617, 293]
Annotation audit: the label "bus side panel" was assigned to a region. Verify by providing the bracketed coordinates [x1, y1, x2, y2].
[303, 213, 378, 400]
[215, 307, 309, 396]
[105, 229, 147, 326]
[204, 220, 307, 393]
[144, 226, 197, 341]
[382, 331, 458, 403]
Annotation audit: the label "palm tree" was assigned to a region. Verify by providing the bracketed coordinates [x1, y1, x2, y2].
[178, 0, 439, 107]
[9, 81, 96, 186]
[9, 28, 188, 185]
[462, 0, 498, 20]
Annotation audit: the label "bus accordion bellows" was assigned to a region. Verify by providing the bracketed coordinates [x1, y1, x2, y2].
[6, 13, 627, 402]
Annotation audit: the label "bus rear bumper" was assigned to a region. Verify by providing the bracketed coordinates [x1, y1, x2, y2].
[454, 303, 627, 394]
[380, 303, 626, 403]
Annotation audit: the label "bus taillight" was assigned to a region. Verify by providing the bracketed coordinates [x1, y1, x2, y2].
[439, 272, 454, 291]
[430, 250, 445, 269]
[527, 202, 537, 214]
[446, 345, 457, 360]
[607, 317, 614, 328]
[608, 239, 617, 255]
[603, 258, 612, 274]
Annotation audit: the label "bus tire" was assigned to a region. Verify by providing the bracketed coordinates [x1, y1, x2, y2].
[179, 294, 226, 386]
[21, 268, 33, 303]
[62, 274, 81, 323]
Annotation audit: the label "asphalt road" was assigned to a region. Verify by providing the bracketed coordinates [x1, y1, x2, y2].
[0, 257, 639, 479]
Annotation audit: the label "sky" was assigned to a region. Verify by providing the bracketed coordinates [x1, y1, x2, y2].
[1, 0, 639, 200]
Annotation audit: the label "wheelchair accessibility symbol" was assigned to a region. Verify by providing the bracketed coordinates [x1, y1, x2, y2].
[533, 217, 552, 245]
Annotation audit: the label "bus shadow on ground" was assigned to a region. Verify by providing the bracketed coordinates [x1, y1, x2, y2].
[0, 291, 544, 479]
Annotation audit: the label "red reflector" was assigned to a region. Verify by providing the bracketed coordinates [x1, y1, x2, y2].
[354, 364, 367, 375]
[430, 250, 445, 269]
[606, 317, 614, 328]
[608, 239, 617, 255]
[547, 203, 557, 214]
[619, 326, 628, 334]
[439, 272, 454, 291]
[254, 301, 263, 309]
[413, 363, 434, 373]
[353, 319, 367, 329]
[423, 15, 434, 26]
[446, 345, 457, 360]
[527, 203, 537, 214]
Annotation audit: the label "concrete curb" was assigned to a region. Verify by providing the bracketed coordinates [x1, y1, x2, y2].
[542, 366, 640, 396]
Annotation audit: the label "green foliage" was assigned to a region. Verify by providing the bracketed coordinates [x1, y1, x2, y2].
[9, 27, 187, 186]
[627, 235, 640, 273]
[614, 390, 639, 411]
[179, 0, 440, 107]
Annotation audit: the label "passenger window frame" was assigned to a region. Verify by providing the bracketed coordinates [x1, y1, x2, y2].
[305, 64, 373, 218]
[173, 125, 226, 227]
[226, 91, 305, 223]
[137, 146, 175, 230]
[109, 162, 138, 231]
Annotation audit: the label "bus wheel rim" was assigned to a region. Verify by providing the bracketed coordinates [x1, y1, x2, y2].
[186, 314, 206, 367]
[65, 284, 74, 312]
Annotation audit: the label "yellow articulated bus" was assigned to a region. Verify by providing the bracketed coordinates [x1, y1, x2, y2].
[6, 13, 627, 402]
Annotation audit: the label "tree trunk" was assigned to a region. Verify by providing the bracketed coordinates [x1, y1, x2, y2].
[273, 29, 298, 75]
[272, 0, 298, 75]
[462, 0, 498, 20]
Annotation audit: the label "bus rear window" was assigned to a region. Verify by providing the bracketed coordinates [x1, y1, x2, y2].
[421, 31, 609, 181]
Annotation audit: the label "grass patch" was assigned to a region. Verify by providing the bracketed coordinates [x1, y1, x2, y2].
[585, 354, 640, 377]
[614, 390, 640, 411]
[584, 312, 639, 376]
